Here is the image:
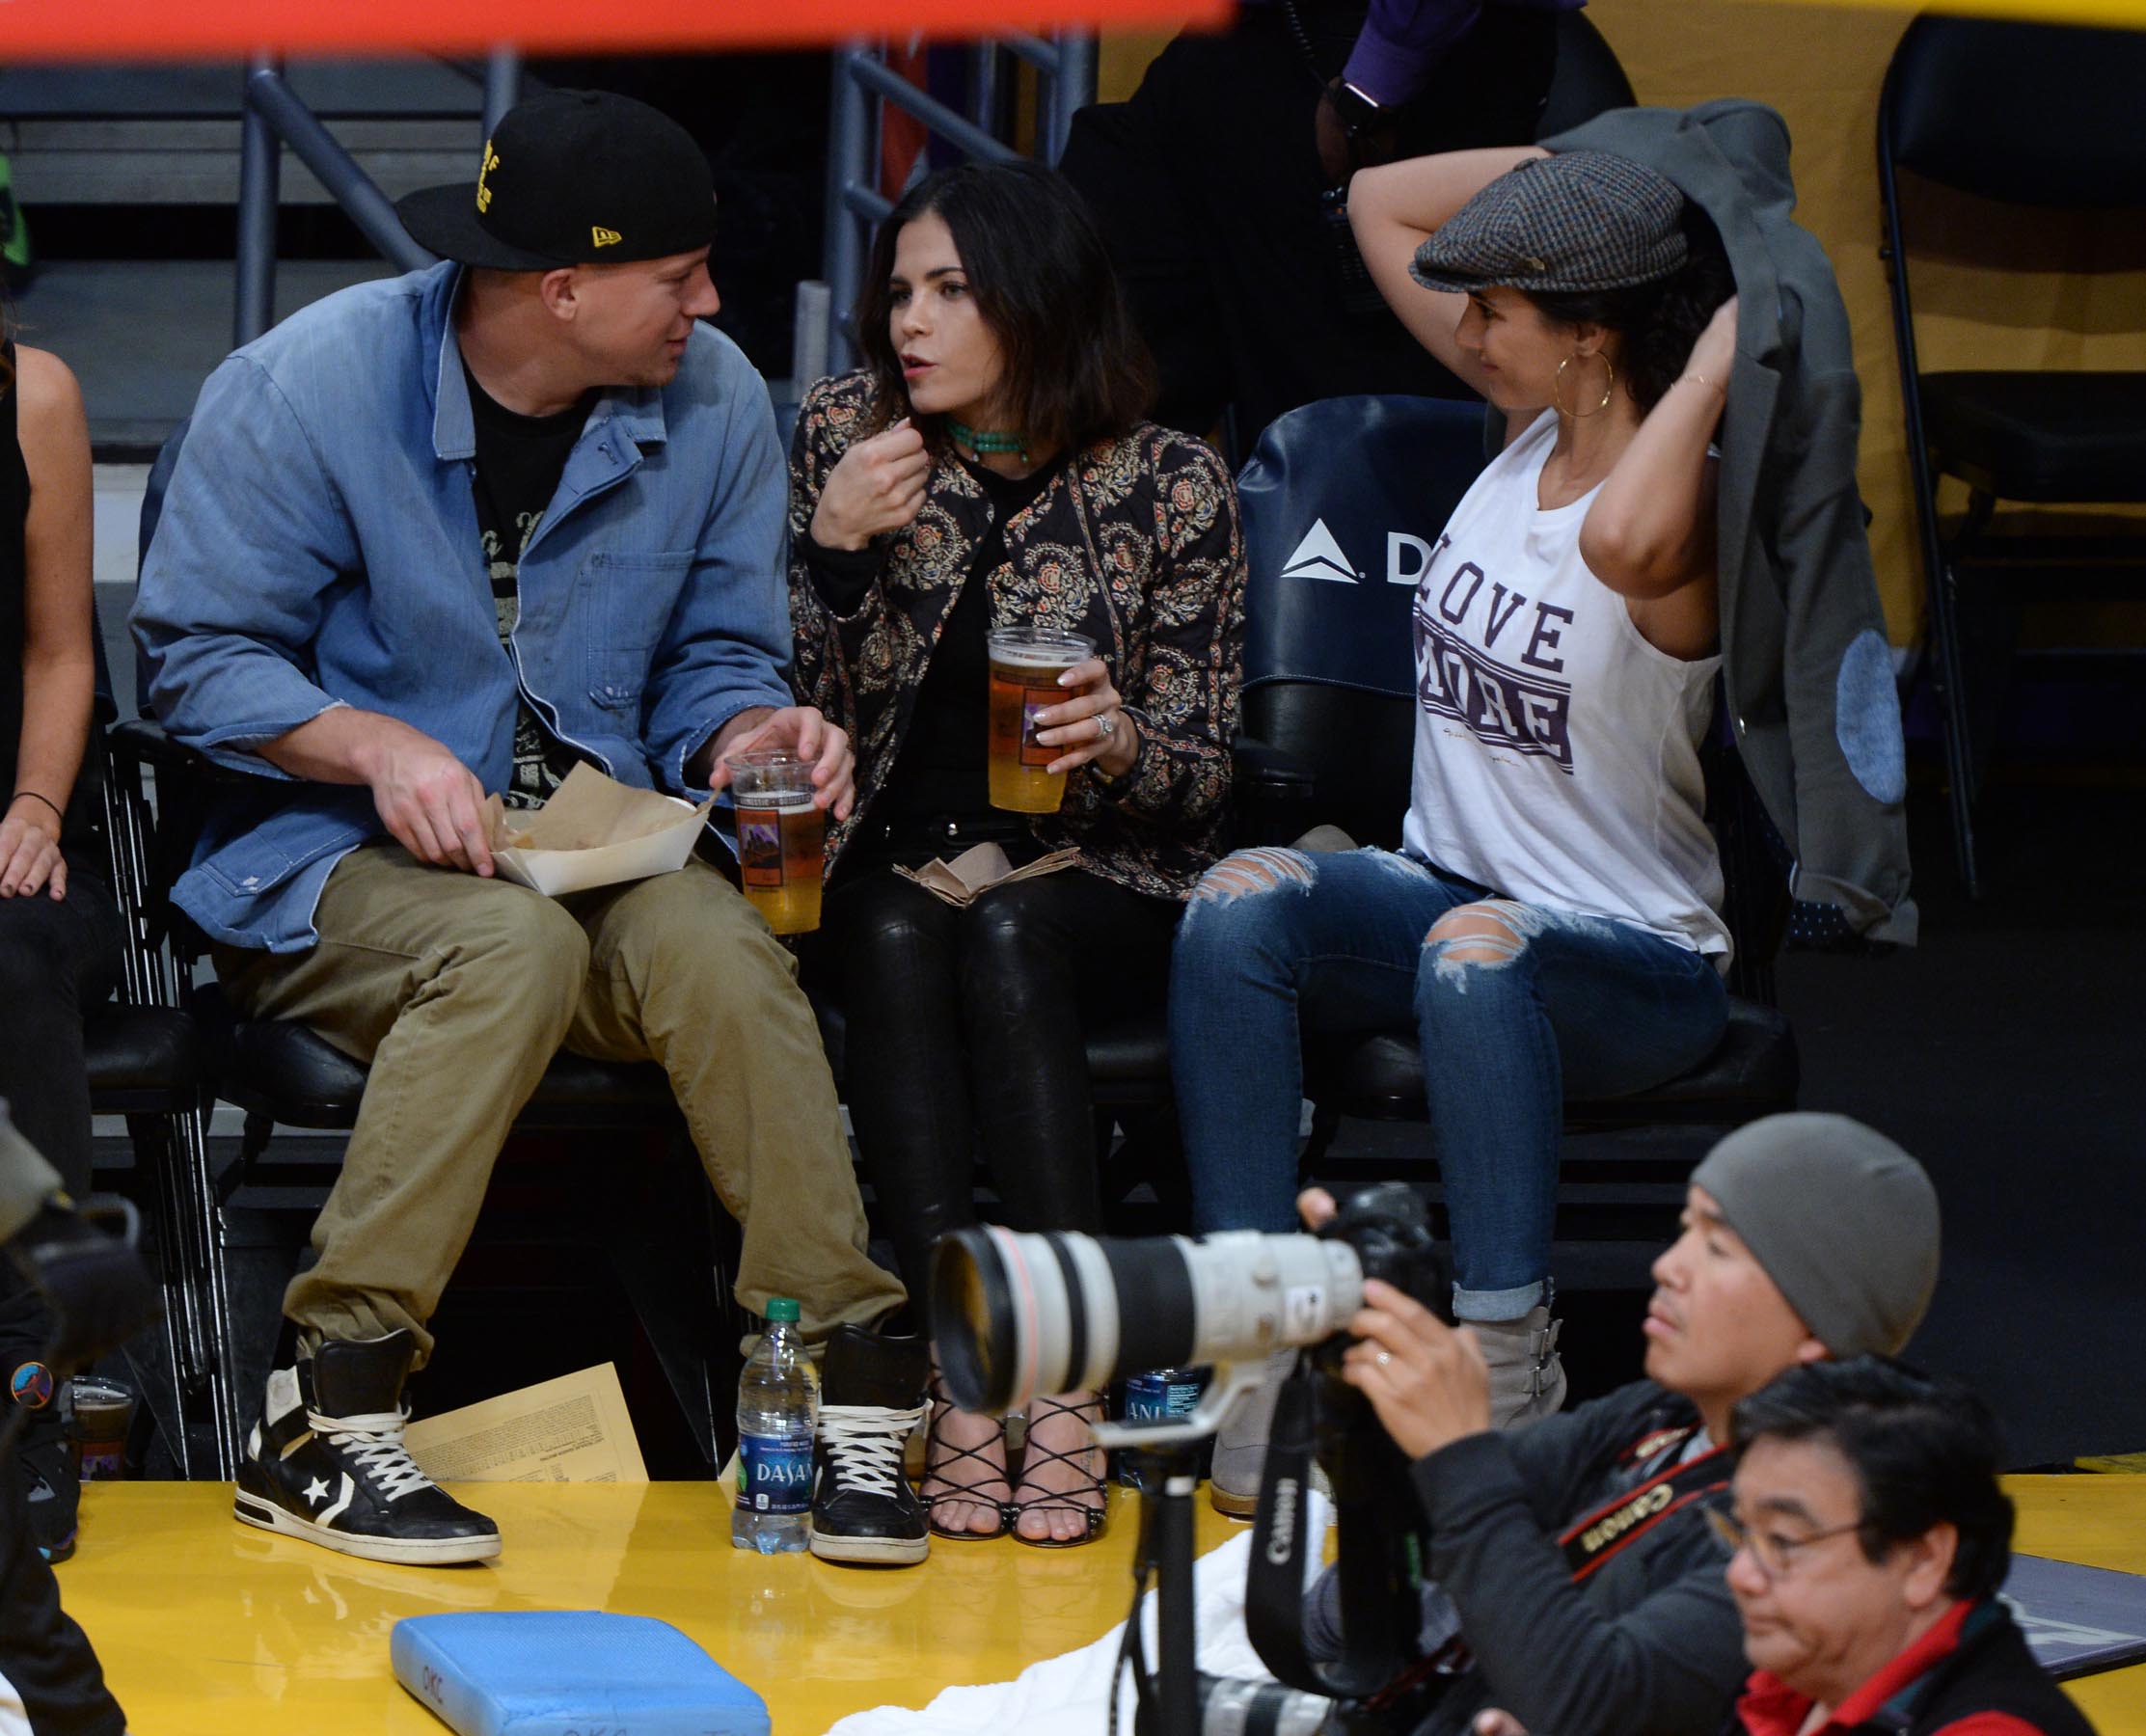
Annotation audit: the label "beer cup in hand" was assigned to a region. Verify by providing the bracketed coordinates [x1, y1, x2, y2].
[986, 628, 1097, 814]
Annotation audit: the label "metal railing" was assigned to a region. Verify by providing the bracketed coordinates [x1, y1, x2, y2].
[817, 35, 1096, 377]
[233, 49, 520, 347]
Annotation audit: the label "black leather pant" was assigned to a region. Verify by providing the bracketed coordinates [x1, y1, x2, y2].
[814, 859, 1180, 1293]
[0, 856, 122, 1376]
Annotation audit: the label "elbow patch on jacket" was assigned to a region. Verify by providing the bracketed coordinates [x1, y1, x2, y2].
[1835, 629, 1908, 806]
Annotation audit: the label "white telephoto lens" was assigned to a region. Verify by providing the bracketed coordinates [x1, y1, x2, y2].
[1182, 1233, 1366, 1367]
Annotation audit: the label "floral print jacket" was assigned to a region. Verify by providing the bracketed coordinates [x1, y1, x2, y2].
[786, 370, 1246, 901]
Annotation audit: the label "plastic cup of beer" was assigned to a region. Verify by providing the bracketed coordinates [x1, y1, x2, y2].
[71, 1376, 136, 1481]
[727, 751, 826, 936]
[987, 627, 1097, 814]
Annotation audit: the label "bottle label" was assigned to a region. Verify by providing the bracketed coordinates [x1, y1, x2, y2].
[1123, 1370, 1208, 1424]
[738, 1434, 814, 1514]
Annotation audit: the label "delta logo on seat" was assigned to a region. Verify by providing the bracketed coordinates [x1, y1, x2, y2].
[1278, 518, 1439, 587]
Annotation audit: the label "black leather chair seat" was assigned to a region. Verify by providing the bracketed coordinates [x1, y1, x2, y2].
[1921, 370, 2146, 502]
[194, 984, 677, 1130]
[1085, 1009, 1172, 1103]
[810, 998, 1173, 1108]
[84, 1005, 204, 1105]
[1316, 996, 1799, 1127]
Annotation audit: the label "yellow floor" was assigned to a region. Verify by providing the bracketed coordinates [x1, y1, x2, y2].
[50, 1476, 2146, 1735]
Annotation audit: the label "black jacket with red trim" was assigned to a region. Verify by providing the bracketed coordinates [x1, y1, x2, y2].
[1730, 1601, 2097, 1736]
[1404, 1378, 1747, 1736]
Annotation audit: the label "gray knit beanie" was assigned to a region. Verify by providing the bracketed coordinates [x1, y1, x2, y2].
[1690, 1114, 1940, 1357]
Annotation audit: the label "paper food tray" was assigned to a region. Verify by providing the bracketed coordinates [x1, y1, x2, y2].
[484, 764, 715, 898]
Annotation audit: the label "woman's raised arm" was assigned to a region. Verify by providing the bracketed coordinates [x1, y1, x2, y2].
[1579, 298, 1736, 634]
[1347, 146, 1546, 392]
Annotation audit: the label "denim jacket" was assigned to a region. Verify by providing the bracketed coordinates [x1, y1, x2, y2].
[132, 262, 795, 952]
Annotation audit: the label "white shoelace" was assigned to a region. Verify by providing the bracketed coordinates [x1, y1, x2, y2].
[307, 1405, 434, 1503]
[820, 1403, 926, 1499]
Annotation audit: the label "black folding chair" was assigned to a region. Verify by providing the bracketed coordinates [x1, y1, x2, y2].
[122, 425, 747, 1467]
[1879, 13, 2146, 896]
[81, 605, 231, 1475]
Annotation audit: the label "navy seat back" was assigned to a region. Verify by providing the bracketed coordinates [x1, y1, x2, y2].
[1235, 394, 1491, 849]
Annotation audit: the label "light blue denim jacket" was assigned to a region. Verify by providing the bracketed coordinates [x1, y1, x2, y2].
[133, 262, 795, 953]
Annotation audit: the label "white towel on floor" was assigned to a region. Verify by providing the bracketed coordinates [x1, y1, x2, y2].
[825, 1495, 1331, 1736]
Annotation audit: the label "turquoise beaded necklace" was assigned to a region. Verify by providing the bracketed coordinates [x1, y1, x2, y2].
[946, 418, 1030, 463]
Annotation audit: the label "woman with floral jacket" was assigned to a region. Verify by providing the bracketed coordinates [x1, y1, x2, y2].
[787, 159, 1244, 1548]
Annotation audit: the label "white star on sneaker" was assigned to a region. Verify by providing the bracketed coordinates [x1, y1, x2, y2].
[304, 1477, 330, 1506]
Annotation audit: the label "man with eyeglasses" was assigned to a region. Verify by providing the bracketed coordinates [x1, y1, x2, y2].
[1300, 1112, 1942, 1736]
[1718, 1357, 2094, 1736]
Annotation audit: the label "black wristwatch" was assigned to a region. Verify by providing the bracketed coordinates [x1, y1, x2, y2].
[1324, 80, 1385, 144]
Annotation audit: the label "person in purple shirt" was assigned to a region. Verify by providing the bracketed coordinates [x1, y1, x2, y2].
[1061, 0, 1586, 450]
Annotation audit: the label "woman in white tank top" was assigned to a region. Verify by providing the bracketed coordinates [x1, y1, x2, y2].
[1170, 147, 1741, 1485]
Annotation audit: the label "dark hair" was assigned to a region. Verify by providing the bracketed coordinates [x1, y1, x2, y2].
[1731, 1357, 2015, 1601]
[855, 159, 1154, 452]
[1526, 203, 1734, 411]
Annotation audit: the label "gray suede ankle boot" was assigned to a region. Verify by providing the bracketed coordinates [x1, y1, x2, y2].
[1468, 1306, 1566, 1429]
[1207, 1347, 1301, 1517]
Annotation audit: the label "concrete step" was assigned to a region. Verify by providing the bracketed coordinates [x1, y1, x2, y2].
[14, 258, 393, 458]
[0, 60, 494, 207]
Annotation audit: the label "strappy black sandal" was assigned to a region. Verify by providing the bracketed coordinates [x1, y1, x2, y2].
[920, 1373, 1011, 1541]
[1008, 1392, 1108, 1549]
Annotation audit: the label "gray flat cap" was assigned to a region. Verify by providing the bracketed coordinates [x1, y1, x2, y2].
[1691, 1113, 1941, 1359]
[1410, 149, 1688, 296]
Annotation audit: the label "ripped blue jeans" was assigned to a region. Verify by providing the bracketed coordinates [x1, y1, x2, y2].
[1168, 847, 1728, 1320]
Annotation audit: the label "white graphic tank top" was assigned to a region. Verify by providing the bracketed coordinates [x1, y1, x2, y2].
[1401, 411, 1730, 964]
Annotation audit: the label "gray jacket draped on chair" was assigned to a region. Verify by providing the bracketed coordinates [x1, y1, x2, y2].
[1543, 99, 1917, 943]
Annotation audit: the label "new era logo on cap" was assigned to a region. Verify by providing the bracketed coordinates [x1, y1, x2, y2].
[592, 227, 622, 248]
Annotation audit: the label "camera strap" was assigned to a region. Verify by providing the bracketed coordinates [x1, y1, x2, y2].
[1244, 1365, 1413, 1701]
[1557, 1429, 1731, 1582]
[1245, 1398, 1731, 1707]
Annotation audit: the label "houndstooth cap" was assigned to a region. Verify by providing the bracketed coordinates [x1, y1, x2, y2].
[1409, 150, 1688, 296]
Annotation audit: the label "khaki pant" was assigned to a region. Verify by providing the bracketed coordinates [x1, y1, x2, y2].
[216, 843, 905, 1361]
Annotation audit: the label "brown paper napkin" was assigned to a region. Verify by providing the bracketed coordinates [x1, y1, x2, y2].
[893, 841, 1081, 908]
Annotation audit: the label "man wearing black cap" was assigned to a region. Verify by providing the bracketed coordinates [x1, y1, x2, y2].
[133, 91, 912, 1567]
[1292, 1113, 1943, 1736]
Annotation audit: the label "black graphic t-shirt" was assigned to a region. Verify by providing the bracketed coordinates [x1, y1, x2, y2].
[467, 363, 594, 809]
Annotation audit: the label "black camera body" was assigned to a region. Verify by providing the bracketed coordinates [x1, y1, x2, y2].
[1206, 1184, 1451, 1736]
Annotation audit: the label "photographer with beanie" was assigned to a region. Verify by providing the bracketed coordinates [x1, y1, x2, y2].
[1297, 1113, 1942, 1736]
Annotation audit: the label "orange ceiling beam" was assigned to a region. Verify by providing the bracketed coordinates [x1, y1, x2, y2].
[3, 0, 1230, 64]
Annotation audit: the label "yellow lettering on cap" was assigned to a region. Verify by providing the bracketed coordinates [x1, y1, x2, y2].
[592, 227, 623, 248]
[476, 143, 501, 214]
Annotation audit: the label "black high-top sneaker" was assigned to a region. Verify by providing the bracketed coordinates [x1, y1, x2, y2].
[808, 1324, 931, 1566]
[232, 1330, 500, 1565]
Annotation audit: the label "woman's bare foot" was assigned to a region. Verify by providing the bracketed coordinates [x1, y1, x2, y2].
[1011, 1391, 1106, 1545]
[921, 1381, 1011, 1536]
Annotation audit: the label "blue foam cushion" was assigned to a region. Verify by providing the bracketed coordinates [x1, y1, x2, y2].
[392, 1612, 771, 1736]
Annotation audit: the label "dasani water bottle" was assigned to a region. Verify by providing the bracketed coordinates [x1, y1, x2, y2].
[731, 1296, 819, 1554]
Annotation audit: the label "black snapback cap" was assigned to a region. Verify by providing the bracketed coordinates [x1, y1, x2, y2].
[397, 88, 716, 271]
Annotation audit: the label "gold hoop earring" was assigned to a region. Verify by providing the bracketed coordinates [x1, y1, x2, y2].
[1553, 352, 1615, 419]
